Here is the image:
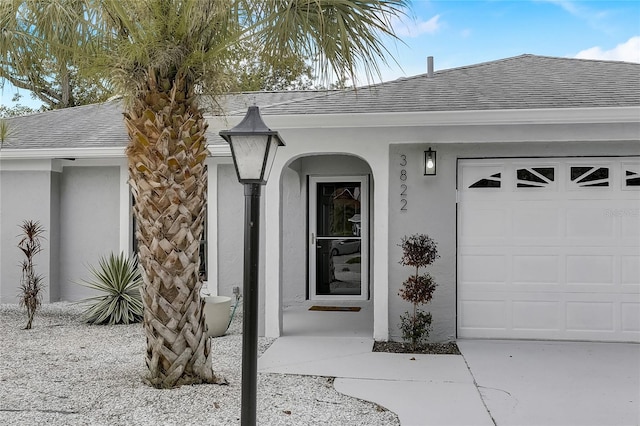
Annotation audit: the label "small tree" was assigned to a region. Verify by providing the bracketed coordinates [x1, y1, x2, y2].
[17, 220, 46, 329]
[398, 234, 439, 350]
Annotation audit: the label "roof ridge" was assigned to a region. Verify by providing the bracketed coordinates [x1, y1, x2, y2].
[375, 54, 640, 87]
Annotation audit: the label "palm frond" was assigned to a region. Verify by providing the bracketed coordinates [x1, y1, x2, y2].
[252, 0, 409, 86]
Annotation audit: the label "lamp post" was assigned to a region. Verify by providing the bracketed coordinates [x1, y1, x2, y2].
[219, 106, 285, 426]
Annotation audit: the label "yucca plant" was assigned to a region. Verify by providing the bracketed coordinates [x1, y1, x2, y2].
[77, 252, 143, 325]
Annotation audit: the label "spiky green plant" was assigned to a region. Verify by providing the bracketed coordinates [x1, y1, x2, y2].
[77, 252, 143, 325]
[1, 119, 13, 147]
[17, 220, 46, 329]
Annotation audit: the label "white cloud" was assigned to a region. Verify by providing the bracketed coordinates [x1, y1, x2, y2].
[574, 36, 640, 63]
[539, 0, 613, 33]
[392, 14, 442, 38]
[543, 0, 580, 16]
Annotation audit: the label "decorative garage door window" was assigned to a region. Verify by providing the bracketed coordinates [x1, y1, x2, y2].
[469, 172, 502, 188]
[467, 165, 626, 189]
[570, 166, 610, 187]
[626, 169, 640, 187]
[516, 167, 555, 188]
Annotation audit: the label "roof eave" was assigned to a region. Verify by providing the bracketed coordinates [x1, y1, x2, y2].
[208, 106, 640, 130]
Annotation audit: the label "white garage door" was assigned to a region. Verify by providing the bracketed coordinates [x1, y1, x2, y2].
[458, 157, 640, 342]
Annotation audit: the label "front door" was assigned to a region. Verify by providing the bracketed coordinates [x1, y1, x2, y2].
[309, 176, 368, 300]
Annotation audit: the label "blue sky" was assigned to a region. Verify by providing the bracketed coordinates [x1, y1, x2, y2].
[1, 0, 639, 109]
[378, 0, 640, 80]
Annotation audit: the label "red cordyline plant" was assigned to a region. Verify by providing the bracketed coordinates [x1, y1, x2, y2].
[398, 234, 439, 350]
[17, 220, 46, 329]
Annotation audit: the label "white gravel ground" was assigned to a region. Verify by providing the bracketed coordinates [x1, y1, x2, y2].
[0, 302, 399, 426]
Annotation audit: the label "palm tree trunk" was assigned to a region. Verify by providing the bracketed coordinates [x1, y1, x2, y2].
[124, 71, 216, 388]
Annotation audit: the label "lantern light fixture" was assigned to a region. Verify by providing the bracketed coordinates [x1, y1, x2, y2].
[424, 148, 436, 176]
[219, 105, 285, 184]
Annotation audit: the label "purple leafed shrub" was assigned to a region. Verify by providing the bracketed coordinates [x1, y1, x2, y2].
[398, 234, 439, 350]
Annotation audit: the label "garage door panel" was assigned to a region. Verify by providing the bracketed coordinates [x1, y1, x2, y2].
[458, 157, 640, 342]
[565, 301, 614, 332]
[566, 208, 615, 238]
[512, 255, 559, 284]
[621, 255, 640, 285]
[566, 255, 614, 285]
[459, 254, 507, 283]
[459, 207, 507, 239]
[459, 300, 506, 330]
[621, 214, 640, 238]
[621, 302, 640, 332]
[512, 301, 561, 331]
[513, 208, 559, 238]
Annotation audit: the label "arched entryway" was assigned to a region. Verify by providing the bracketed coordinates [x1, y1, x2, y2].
[279, 154, 374, 337]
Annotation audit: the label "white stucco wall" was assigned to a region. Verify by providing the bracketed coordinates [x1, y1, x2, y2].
[215, 164, 245, 298]
[0, 163, 59, 303]
[280, 163, 306, 305]
[210, 108, 640, 341]
[262, 127, 391, 339]
[58, 166, 120, 301]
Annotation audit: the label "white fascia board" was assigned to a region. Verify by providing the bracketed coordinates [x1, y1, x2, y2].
[0, 144, 233, 161]
[207, 143, 231, 157]
[207, 106, 640, 130]
[0, 146, 126, 160]
[0, 158, 62, 172]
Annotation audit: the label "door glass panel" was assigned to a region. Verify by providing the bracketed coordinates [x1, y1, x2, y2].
[315, 182, 362, 296]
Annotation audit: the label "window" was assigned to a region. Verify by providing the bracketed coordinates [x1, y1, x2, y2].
[626, 170, 640, 187]
[469, 173, 502, 188]
[517, 167, 555, 188]
[570, 166, 610, 187]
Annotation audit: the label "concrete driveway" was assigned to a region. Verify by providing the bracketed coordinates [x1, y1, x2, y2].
[458, 340, 640, 426]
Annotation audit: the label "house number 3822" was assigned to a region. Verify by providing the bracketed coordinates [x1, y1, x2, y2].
[399, 154, 407, 211]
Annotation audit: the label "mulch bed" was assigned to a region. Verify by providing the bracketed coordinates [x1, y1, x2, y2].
[373, 341, 461, 355]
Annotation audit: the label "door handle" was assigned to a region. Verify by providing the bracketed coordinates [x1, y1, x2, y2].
[311, 233, 315, 244]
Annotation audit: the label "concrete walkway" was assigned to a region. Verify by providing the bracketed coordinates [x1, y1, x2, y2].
[258, 336, 492, 425]
[259, 337, 640, 426]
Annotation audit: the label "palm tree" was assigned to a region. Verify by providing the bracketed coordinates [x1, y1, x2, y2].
[7, 0, 408, 388]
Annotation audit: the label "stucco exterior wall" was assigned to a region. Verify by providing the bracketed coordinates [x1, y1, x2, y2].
[211, 109, 639, 340]
[216, 164, 244, 298]
[387, 140, 640, 342]
[0, 168, 58, 303]
[58, 166, 120, 301]
[281, 163, 305, 305]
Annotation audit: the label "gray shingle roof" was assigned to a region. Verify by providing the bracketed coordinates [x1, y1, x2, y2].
[3, 99, 128, 150]
[255, 54, 640, 115]
[3, 54, 638, 151]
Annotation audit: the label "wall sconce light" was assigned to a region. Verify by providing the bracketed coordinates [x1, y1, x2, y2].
[424, 148, 436, 175]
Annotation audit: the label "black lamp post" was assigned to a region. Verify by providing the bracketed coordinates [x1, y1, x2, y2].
[219, 106, 285, 426]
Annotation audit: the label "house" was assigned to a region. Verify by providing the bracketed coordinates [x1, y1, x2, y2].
[1, 54, 639, 343]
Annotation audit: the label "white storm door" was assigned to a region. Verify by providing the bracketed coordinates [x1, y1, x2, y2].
[309, 176, 368, 300]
